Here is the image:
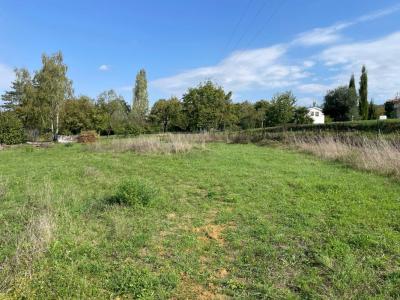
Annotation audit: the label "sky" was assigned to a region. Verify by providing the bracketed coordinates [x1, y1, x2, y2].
[1, 0, 400, 106]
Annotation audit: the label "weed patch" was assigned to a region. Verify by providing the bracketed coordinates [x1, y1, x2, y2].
[108, 178, 158, 206]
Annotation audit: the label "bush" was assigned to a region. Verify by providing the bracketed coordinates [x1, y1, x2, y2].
[112, 178, 157, 206]
[0, 111, 25, 145]
[77, 130, 98, 143]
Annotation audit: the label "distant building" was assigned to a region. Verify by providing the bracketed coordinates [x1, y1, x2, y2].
[307, 107, 325, 124]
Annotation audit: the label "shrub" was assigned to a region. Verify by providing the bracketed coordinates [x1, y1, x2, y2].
[112, 178, 157, 206]
[0, 111, 25, 145]
[77, 130, 98, 143]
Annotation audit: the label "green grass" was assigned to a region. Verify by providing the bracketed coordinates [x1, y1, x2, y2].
[0, 142, 399, 299]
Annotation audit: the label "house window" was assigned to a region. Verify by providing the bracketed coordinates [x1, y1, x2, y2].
[315, 112, 319, 116]
[310, 111, 314, 116]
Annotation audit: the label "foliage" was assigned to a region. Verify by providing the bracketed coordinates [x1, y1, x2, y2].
[292, 106, 313, 124]
[112, 178, 157, 206]
[34, 51, 73, 140]
[265, 91, 296, 126]
[61, 96, 96, 134]
[323, 86, 358, 121]
[0, 111, 25, 144]
[132, 69, 149, 121]
[254, 100, 270, 128]
[232, 101, 258, 130]
[384, 101, 397, 118]
[96, 90, 130, 135]
[182, 81, 233, 131]
[149, 97, 186, 132]
[234, 119, 400, 138]
[359, 65, 368, 120]
[368, 100, 378, 120]
[1, 68, 41, 131]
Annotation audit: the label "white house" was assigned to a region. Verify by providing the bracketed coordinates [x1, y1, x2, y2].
[307, 107, 325, 124]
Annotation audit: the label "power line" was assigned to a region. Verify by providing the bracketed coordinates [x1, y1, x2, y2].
[243, 0, 288, 49]
[223, 0, 254, 54]
[229, 0, 271, 53]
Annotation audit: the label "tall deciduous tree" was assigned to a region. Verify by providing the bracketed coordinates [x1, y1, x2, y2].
[61, 96, 96, 134]
[132, 69, 149, 121]
[254, 100, 270, 128]
[150, 97, 185, 132]
[182, 81, 232, 131]
[359, 65, 368, 120]
[34, 52, 73, 140]
[97, 90, 129, 136]
[292, 107, 313, 124]
[265, 91, 296, 126]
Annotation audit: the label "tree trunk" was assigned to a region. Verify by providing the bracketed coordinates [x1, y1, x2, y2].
[55, 111, 59, 141]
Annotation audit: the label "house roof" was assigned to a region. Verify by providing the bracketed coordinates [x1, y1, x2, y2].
[308, 106, 323, 111]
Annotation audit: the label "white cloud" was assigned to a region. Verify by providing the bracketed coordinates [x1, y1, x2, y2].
[356, 4, 400, 22]
[0, 64, 15, 90]
[152, 45, 310, 96]
[152, 4, 400, 102]
[99, 64, 110, 71]
[319, 32, 400, 100]
[303, 60, 315, 68]
[293, 4, 400, 47]
[293, 22, 350, 46]
[297, 83, 331, 94]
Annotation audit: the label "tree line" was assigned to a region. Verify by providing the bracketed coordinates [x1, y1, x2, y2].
[1, 52, 397, 144]
[1, 52, 314, 142]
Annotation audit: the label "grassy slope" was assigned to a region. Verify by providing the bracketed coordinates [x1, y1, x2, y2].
[0, 143, 399, 299]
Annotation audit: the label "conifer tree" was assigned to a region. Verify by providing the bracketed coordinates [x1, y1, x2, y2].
[349, 74, 356, 94]
[359, 66, 368, 120]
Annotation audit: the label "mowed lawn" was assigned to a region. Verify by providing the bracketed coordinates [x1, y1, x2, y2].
[0, 142, 399, 299]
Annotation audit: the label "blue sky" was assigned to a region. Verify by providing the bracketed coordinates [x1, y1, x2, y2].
[1, 0, 400, 106]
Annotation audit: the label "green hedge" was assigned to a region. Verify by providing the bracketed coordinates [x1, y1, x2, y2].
[247, 119, 400, 135]
[0, 111, 25, 145]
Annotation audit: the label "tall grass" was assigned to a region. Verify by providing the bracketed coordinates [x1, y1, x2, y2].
[87, 133, 224, 154]
[226, 130, 400, 179]
[289, 134, 400, 179]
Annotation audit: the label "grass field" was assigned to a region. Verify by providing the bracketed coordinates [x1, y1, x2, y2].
[0, 142, 399, 299]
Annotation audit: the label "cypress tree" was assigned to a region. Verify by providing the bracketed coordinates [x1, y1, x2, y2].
[359, 65, 368, 120]
[132, 69, 149, 120]
[349, 74, 356, 93]
[368, 100, 378, 120]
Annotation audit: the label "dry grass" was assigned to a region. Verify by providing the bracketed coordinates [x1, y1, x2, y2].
[87, 133, 224, 154]
[290, 134, 400, 179]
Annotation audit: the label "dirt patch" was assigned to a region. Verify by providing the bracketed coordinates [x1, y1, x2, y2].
[215, 268, 229, 279]
[193, 224, 226, 245]
[167, 212, 176, 220]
